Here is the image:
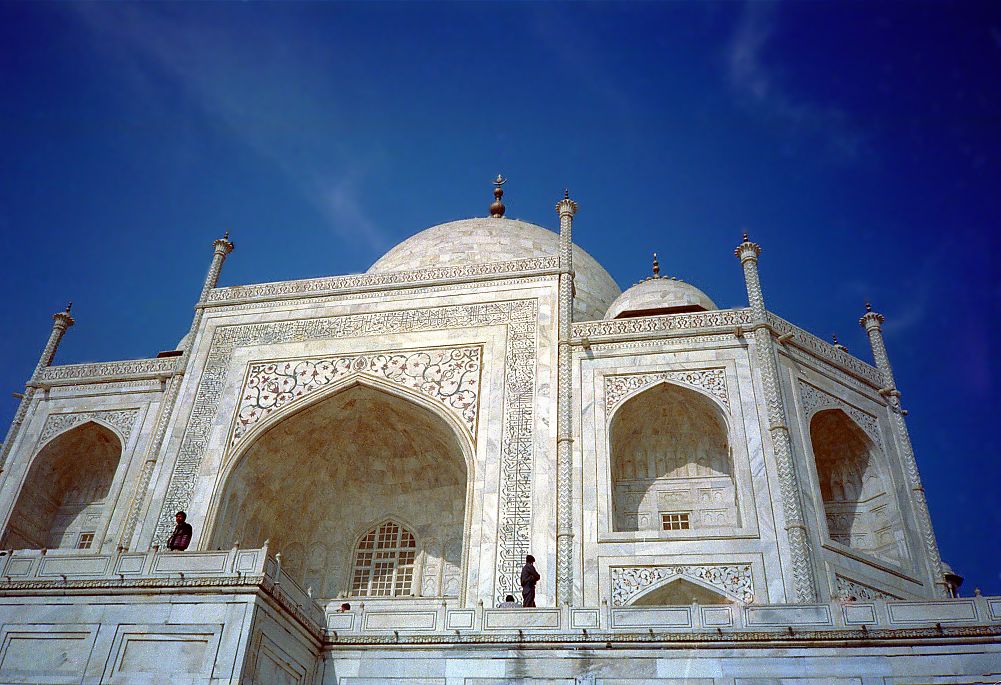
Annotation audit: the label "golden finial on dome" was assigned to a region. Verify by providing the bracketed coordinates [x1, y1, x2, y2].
[652, 252, 660, 277]
[490, 175, 507, 218]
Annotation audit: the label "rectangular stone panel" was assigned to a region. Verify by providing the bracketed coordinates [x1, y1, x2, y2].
[152, 551, 229, 574]
[0, 625, 97, 684]
[610, 607, 692, 628]
[38, 554, 111, 577]
[3, 558, 34, 578]
[736, 680, 861, 685]
[344, 680, 445, 684]
[103, 624, 221, 683]
[115, 554, 146, 574]
[327, 612, 356, 631]
[886, 600, 977, 624]
[744, 604, 832, 627]
[701, 606, 733, 627]
[842, 603, 877, 625]
[363, 611, 437, 631]
[571, 609, 600, 629]
[989, 598, 1001, 621]
[447, 610, 476, 629]
[483, 609, 561, 630]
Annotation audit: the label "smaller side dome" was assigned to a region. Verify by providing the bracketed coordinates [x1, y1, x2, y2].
[605, 276, 717, 320]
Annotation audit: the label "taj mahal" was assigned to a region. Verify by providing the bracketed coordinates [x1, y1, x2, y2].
[0, 180, 998, 683]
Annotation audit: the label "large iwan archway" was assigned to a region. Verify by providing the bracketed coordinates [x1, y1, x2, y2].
[1, 421, 122, 550]
[610, 383, 737, 533]
[810, 408, 906, 563]
[210, 382, 470, 600]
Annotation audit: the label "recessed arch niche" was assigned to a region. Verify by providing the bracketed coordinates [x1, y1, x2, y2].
[209, 381, 470, 600]
[610, 382, 737, 533]
[1, 421, 122, 550]
[630, 577, 732, 606]
[810, 408, 906, 564]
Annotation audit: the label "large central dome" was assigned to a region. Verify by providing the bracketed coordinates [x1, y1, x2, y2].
[368, 218, 621, 321]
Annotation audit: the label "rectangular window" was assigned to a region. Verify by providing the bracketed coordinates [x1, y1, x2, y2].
[661, 512, 691, 531]
[76, 532, 95, 549]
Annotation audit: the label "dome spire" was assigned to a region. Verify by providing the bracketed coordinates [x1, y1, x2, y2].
[490, 174, 507, 218]
[652, 252, 660, 278]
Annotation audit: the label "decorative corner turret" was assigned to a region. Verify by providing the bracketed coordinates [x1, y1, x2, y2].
[555, 188, 577, 218]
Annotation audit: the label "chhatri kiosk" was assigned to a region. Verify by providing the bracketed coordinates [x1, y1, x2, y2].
[0, 181, 997, 682]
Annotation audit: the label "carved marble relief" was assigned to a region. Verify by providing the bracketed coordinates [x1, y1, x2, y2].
[39, 409, 140, 446]
[604, 368, 729, 413]
[835, 574, 900, 601]
[232, 346, 482, 448]
[610, 565, 754, 606]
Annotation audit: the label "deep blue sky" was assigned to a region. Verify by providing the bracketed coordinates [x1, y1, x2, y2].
[1, 1, 998, 593]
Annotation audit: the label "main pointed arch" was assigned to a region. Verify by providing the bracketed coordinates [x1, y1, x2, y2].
[630, 576, 734, 606]
[1, 421, 122, 550]
[810, 408, 906, 563]
[609, 381, 737, 533]
[208, 379, 471, 601]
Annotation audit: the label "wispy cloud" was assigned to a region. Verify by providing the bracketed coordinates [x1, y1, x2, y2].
[725, 2, 863, 162]
[66, 3, 388, 251]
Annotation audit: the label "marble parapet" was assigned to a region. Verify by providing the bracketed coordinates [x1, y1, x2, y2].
[2, 548, 996, 645]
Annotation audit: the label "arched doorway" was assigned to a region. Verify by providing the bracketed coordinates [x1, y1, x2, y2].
[210, 382, 469, 600]
[810, 408, 906, 563]
[610, 383, 736, 533]
[1, 421, 122, 550]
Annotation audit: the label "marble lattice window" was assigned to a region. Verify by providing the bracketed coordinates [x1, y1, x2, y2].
[350, 521, 417, 597]
[76, 532, 95, 549]
[660, 512, 691, 531]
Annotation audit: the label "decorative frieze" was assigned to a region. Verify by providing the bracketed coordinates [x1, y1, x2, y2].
[206, 257, 560, 304]
[572, 308, 753, 340]
[767, 313, 883, 387]
[610, 565, 754, 606]
[233, 346, 482, 447]
[604, 368, 729, 413]
[37, 357, 180, 384]
[799, 383, 882, 448]
[835, 575, 900, 601]
[155, 300, 538, 604]
[39, 409, 140, 446]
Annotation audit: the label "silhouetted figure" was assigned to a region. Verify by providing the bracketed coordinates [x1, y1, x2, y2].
[498, 594, 519, 608]
[337, 602, 351, 612]
[166, 511, 192, 551]
[520, 554, 540, 607]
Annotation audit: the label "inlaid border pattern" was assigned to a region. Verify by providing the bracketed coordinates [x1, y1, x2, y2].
[153, 301, 538, 602]
[231, 346, 482, 448]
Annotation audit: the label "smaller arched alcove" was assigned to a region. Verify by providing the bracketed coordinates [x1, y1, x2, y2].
[1, 421, 122, 550]
[631, 577, 732, 606]
[810, 409, 906, 563]
[209, 381, 470, 601]
[610, 383, 737, 533]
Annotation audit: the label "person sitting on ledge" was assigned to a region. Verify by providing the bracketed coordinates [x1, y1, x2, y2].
[166, 511, 192, 551]
[498, 594, 519, 608]
[337, 603, 351, 612]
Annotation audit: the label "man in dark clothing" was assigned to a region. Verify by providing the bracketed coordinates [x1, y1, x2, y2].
[166, 511, 192, 551]
[520, 554, 540, 607]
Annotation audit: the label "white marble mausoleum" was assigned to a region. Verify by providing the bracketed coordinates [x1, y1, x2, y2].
[0, 182, 998, 683]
